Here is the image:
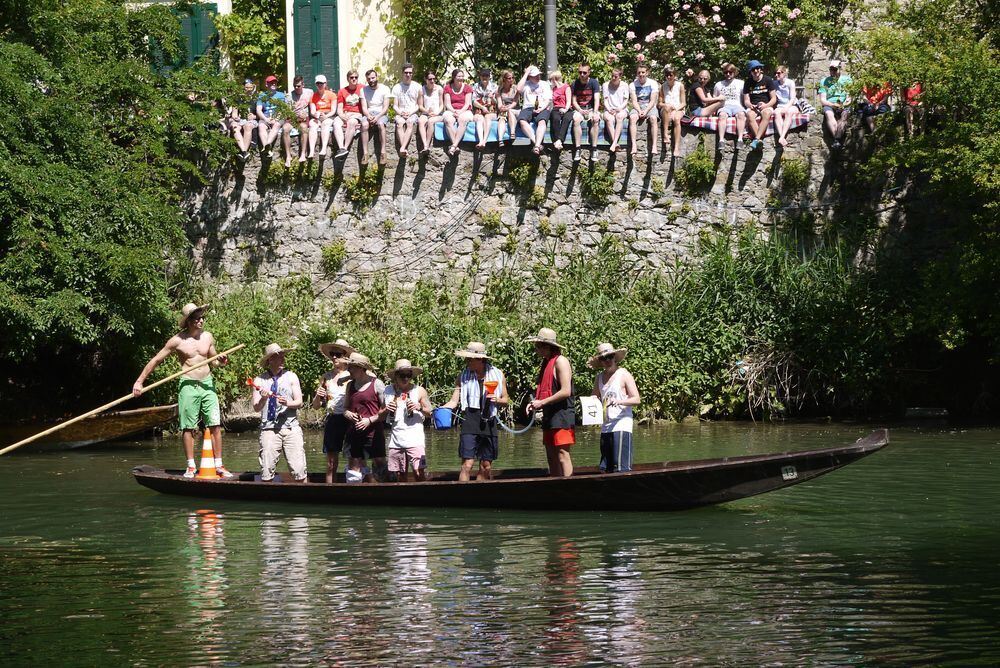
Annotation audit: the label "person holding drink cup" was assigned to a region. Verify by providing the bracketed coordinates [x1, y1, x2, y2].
[383, 359, 433, 481]
[313, 338, 356, 482]
[441, 341, 508, 481]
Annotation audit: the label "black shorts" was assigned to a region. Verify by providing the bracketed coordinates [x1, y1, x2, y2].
[517, 108, 551, 123]
[347, 425, 386, 460]
[459, 433, 498, 462]
[322, 414, 349, 454]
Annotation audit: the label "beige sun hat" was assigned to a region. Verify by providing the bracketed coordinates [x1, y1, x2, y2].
[260, 342, 293, 367]
[455, 341, 490, 360]
[587, 342, 628, 369]
[319, 338, 356, 361]
[389, 358, 423, 379]
[526, 65, 541, 77]
[177, 302, 210, 329]
[525, 327, 564, 350]
[344, 351, 375, 371]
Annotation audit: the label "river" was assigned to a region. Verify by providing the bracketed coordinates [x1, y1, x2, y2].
[1, 422, 998, 665]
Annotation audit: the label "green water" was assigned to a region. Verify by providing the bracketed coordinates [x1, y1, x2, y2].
[1, 423, 998, 665]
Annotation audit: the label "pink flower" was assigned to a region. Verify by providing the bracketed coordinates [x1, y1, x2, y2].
[712, 4, 720, 10]
[717, 36, 726, 43]
[677, 49, 685, 56]
[634, 43, 643, 51]
[626, 31, 636, 39]
[712, 13, 721, 22]
[637, 53, 646, 62]
[645, 33, 656, 43]
[667, 25, 674, 30]
[682, 3, 690, 9]
[696, 52, 705, 60]
[656, 28, 666, 37]
[775, 18, 782, 25]
[764, 20, 772, 27]
[666, 31, 674, 40]
[673, 11, 680, 18]
[697, 15, 708, 25]
[759, 9, 767, 17]
[762, 4, 772, 11]
[616, 42, 623, 50]
[685, 68, 695, 77]
[608, 53, 618, 63]
[740, 25, 753, 36]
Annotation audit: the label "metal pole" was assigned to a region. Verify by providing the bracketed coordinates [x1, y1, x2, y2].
[544, 0, 557, 75]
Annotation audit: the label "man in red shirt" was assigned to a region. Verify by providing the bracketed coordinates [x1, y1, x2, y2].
[334, 70, 370, 162]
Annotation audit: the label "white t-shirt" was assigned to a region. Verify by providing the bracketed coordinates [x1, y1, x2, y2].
[714, 78, 745, 106]
[597, 369, 633, 434]
[521, 79, 552, 110]
[363, 83, 391, 115]
[660, 80, 683, 108]
[629, 78, 660, 109]
[383, 384, 426, 449]
[391, 81, 422, 114]
[602, 81, 629, 111]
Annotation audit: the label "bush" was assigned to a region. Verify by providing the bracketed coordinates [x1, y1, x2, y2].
[579, 164, 616, 207]
[343, 169, 381, 212]
[675, 138, 716, 194]
[320, 240, 348, 276]
[778, 156, 810, 195]
[525, 186, 546, 209]
[479, 209, 504, 235]
[507, 160, 537, 192]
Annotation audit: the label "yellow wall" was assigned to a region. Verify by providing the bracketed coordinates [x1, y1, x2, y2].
[336, 0, 405, 85]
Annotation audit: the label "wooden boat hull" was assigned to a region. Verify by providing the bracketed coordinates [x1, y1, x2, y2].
[132, 429, 888, 511]
[2, 405, 178, 450]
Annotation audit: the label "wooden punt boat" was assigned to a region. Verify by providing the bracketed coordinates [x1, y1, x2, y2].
[1, 404, 178, 450]
[132, 429, 888, 511]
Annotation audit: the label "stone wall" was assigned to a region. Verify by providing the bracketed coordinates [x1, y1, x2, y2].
[185, 65, 869, 296]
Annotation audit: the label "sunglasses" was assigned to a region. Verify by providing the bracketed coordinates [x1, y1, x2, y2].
[403, 71, 413, 75]
[348, 76, 358, 80]
[600, 353, 616, 361]
[397, 372, 413, 379]
[426, 76, 436, 81]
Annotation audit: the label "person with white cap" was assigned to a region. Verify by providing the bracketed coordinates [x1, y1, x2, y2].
[251, 343, 307, 482]
[588, 343, 641, 473]
[132, 303, 232, 479]
[310, 74, 337, 157]
[441, 342, 508, 481]
[383, 359, 433, 481]
[525, 328, 575, 477]
[341, 352, 387, 482]
[515, 65, 552, 155]
[312, 339, 356, 482]
[817, 59, 852, 150]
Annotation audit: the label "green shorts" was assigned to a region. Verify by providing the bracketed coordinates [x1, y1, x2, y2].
[178, 377, 221, 431]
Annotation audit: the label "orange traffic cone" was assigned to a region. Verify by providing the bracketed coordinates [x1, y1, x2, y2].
[196, 429, 218, 479]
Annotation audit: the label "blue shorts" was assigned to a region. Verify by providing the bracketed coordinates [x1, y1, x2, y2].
[600, 431, 633, 473]
[459, 433, 498, 462]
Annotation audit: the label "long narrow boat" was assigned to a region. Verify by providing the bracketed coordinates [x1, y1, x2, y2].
[1, 404, 178, 450]
[132, 429, 887, 511]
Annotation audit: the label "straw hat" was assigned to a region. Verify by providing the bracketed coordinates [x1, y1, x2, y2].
[319, 338, 356, 361]
[389, 358, 423, 379]
[525, 327, 564, 350]
[260, 342, 292, 367]
[455, 341, 490, 360]
[344, 351, 375, 371]
[177, 303, 210, 329]
[587, 342, 628, 369]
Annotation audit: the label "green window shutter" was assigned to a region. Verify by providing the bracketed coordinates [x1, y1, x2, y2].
[295, 0, 315, 83]
[294, 0, 338, 86]
[318, 0, 338, 87]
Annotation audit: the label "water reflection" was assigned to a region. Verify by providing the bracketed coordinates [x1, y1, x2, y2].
[185, 509, 228, 662]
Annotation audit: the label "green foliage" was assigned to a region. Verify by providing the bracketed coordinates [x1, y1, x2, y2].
[526, 186, 546, 210]
[262, 158, 319, 186]
[777, 156, 810, 195]
[213, 0, 285, 81]
[343, 169, 381, 212]
[0, 0, 236, 415]
[320, 240, 348, 276]
[507, 160, 537, 192]
[579, 164, 616, 207]
[675, 138, 716, 194]
[479, 209, 504, 235]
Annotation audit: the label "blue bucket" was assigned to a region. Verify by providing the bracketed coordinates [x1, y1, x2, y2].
[432, 407, 455, 430]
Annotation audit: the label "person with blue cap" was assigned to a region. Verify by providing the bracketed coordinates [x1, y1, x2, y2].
[741, 59, 778, 150]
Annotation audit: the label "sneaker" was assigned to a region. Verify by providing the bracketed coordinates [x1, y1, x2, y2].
[831, 141, 843, 150]
[216, 467, 235, 479]
[572, 149, 581, 162]
[335, 149, 349, 159]
[750, 139, 762, 151]
[183, 466, 197, 479]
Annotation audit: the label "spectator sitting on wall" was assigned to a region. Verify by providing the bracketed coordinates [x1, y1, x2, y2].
[857, 81, 892, 132]
[516, 65, 552, 156]
[334, 70, 369, 162]
[688, 69, 724, 123]
[442, 69, 474, 157]
[495, 69, 519, 148]
[311, 74, 337, 157]
[601, 68, 630, 154]
[257, 75, 292, 163]
[629, 64, 661, 156]
[772, 65, 798, 147]
[363, 69, 391, 166]
[391, 63, 423, 157]
[289, 75, 315, 164]
[570, 63, 601, 162]
[548, 70, 573, 151]
[818, 59, 852, 150]
[418, 71, 444, 154]
[657, 66, 685, 157]
[713, 63, 747, 147]
[741, 59, 778, 151]
[472, 68, 498, 150]
[235, 78, 258, 158]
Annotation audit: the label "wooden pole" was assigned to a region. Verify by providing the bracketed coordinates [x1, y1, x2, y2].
[0, 344, 246, 456]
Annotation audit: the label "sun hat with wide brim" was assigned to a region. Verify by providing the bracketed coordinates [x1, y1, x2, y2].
[177, 303, 210, 329]
[525, 327, 564, 350]
[587, 342, 628, 369]
[260, 342, 293, 368]
[389, 358, 423, 379]
[344, 351, 375, 372]
[455, 341, 490, 360]
[319, 338, 356, 361]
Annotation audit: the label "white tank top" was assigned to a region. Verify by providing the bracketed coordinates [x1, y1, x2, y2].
[597, 369, 633, 433]
[423, 86, 442, 114]
[324, 371, 349, 415]
[662, 80, 683, 108]
[384, 384, 426, 449]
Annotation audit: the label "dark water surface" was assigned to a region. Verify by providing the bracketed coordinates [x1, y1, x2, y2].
[2, 423, 998, 665]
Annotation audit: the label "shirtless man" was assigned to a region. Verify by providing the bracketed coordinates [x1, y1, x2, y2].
[132, 303, 232, 478]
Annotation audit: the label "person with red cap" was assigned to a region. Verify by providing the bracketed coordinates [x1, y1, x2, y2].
[256, 75, 291, 162]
